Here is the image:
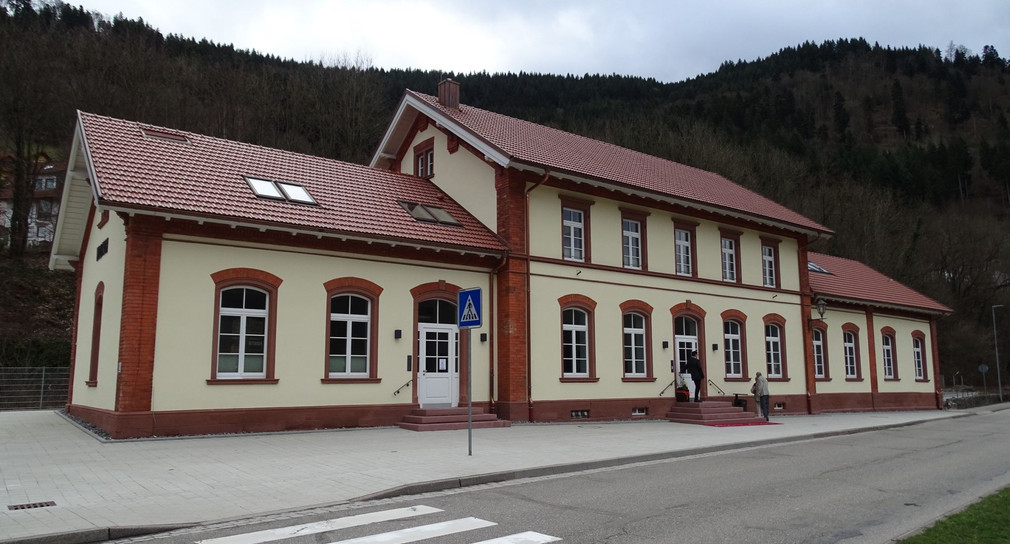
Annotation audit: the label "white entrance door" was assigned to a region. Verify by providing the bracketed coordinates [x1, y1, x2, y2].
[417, 323, 459, 408]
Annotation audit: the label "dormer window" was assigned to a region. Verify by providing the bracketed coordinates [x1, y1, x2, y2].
[245, 177, 317, 205]
[414, 138, 434, 178]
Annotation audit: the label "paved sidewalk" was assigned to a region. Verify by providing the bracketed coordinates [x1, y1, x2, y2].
[0, 408, 976, 544]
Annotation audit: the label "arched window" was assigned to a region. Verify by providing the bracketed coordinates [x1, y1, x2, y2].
[842, 323, 861, 380]
[623, 312, 647, 377]
[881, 327, 898, 380]
[724, 320, 743, 378]
[86, 282, 104, 387]
[559, 294, 597, 381]
[811, 327, 829, 380]
[210, 268, 281, 383]
[912, 331, 928, 381]
[216, 286, 269, 378]
[765, 324, 782, 377]
[324, 278, 382, 382]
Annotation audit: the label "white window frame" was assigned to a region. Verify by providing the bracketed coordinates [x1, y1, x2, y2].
[882, 335, 894, 379]
[562, 208, 585, 262]
[623, 312, 646, 377]
[563, 308, 589, 377]
[217, 287, 268, 379]
[844, 331, 858, 378]
[721, 237, 737, 282]
[765, 324, 782, 377]
[913, 338, 924, 379]
[328, 294, 371, 377]
[675, 229, 692, 276]
[622, 219, 642, 269]
[813, 329, 825, 378]
[762, 245, 776, 287]
[724, 320, 742, 378]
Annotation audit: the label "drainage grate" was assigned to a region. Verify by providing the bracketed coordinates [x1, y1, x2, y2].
[8, 501, 56, 510]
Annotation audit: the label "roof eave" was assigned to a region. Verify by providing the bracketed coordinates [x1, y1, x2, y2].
[508, 160, 833, 240]
[814, 294, 952, 317]
[101, 203, 507, 260]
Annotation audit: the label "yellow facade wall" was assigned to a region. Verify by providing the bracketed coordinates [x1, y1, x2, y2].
[397, 125, 498, 231]
[871, 313, 936, 394]
[71, 209, 127, 410]
[151, 239, 492, 411]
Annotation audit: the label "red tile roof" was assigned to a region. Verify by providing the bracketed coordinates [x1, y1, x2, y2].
[78, 112, 506, 253]
[808, 252, 951, 314]
[408, 91, 831, 235]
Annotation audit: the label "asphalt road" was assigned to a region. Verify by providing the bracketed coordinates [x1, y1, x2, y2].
[124, 409, 1010, 544]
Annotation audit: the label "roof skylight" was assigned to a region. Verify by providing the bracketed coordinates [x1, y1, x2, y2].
[141, 128, 190, 143]
[808, 262, 830, 274]
[245, 176, 317, 205]
[399, 201, 461, 227]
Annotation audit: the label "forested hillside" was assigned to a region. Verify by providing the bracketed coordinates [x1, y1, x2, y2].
[2, 1, 1009, 383]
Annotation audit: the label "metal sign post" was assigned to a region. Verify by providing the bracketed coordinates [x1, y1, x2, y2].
[458, 287, 482, 456]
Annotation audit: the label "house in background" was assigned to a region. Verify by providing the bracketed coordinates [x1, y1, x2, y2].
[50, 81, 951, 439]
[0, 153, 66, 249]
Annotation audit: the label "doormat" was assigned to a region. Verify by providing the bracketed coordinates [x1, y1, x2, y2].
[708, 421, 781, 427]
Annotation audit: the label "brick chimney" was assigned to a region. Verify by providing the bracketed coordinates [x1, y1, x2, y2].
[437, 78, 460, 109]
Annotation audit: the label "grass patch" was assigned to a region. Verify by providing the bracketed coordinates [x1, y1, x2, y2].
[902, 486, 1010, 543]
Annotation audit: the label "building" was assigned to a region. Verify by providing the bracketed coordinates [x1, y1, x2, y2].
[0, 153, 66, 249]
[50, 81, 950, 438]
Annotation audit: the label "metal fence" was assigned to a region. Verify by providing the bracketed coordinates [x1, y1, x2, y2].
[0, 367, 70, 411]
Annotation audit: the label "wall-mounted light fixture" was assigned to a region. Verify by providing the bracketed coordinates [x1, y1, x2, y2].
[814, 298, 827, 320]
[394, 329, 402, 339]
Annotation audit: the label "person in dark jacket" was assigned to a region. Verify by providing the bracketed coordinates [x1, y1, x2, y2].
[685, 351, 704, 402]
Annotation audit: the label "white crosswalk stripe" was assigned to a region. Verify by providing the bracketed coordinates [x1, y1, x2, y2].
[196, 506, 443, 544]
[472, 531, 562, 543]
[329, 516, 496, 543]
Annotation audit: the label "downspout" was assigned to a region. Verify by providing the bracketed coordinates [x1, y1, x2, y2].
[489, 251, 509, 414]
[525, 171, 550, 418]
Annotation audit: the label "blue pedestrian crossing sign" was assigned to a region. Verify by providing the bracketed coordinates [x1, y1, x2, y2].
[458, 287, 482, 328]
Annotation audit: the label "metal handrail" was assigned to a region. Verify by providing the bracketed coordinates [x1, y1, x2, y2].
[707, 379, 726, 396]
[393, 378, 413, 396]
[659, 379, 677, 396]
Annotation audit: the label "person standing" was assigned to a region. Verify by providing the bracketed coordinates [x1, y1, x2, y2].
[685, 350, 704, 402]
[753, 372, 770, 421]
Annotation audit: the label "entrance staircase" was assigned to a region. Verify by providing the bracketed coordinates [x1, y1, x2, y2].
[398, 407, 511, 431]
[666, 400, 767, 426]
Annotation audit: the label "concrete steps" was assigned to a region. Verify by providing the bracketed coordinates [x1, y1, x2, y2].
[398, 407, 511, 431]
[666, 400, 768, 426]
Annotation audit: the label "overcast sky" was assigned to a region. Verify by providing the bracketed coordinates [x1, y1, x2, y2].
[76, 0, 1008, 83]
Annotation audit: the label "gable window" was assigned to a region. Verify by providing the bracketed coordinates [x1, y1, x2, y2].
[842, 325, 861, 380]
[559, 294, 598, 382]
[720, 229, 741, 283]
[812, 327, 828, 379]
[881, 328, 898, 380]
[210, 268, 281, 384]
[623, 312, 646, 376]
[216, 287, 269, 378]
[761, 238, 780, 288]
[414, 138, 434, 178]
[912, 332, 928, 381]
[673, 219, 698, 278]
[724, 320, 743, 378]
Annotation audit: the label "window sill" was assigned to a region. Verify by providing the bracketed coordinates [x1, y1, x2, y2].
[560, 377, 600, 383]
[85, 380, 97, 387]
[206, 378, 279, 385]
[845, 377, 863, 382]
[815, 377, 831, 382]
[621, 376, 657, 383]
[767, 377, 790, 382]
[321, 378, 382, 384]
[883, 377, 900, 382]
[724, 377, 749, 382]
[915, 378, 930, 383]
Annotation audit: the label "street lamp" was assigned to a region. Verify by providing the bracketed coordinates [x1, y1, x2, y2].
[993, 304, 1004, 403]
